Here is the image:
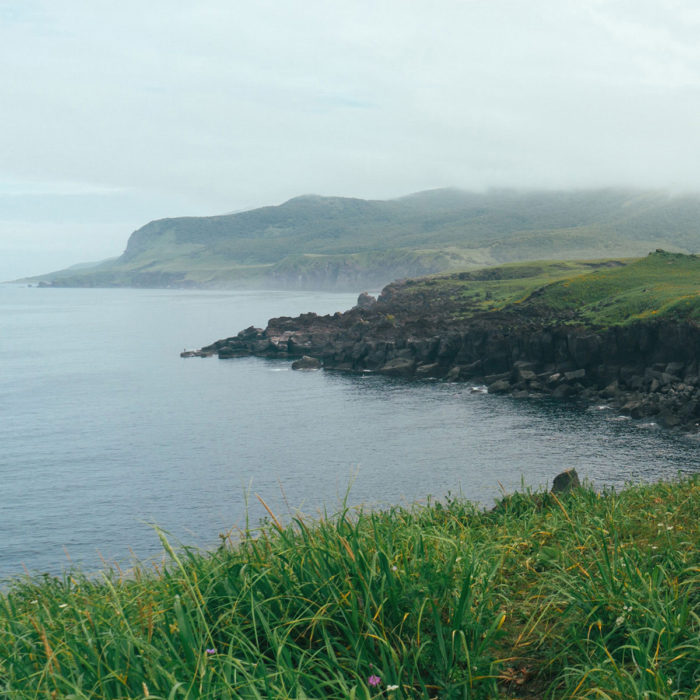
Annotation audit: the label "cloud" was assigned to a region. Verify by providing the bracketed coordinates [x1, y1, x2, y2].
[1, 0, 700, 276]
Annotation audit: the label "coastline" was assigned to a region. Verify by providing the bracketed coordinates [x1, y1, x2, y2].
[190, 281, 700, 433]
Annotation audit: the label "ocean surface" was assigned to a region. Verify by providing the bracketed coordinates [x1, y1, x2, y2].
[1, 285, 698, 580]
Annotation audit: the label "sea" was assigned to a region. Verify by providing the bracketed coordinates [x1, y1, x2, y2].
[1, 285, 698, 581]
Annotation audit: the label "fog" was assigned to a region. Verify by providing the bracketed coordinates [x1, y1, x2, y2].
[2, 0, 700, 280]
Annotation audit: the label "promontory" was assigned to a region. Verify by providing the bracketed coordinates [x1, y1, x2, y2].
[190, 251, 700, 432]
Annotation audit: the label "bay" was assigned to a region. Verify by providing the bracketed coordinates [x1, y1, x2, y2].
[1, 285, 698, 580]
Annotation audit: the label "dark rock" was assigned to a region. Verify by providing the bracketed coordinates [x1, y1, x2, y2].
[180, 349, 210, 358]
[621, 399, 646, 419]
[627, 375, 644, 390]
[484, 372, 510, 384]
[415, 362, 441, 377]
[665, 361, 685, 375]
[325, 361, 354, 371]
[445, 366, 462, 382]
[552, 383, 576, 398]
[355, 291, 377, 309]
[488, 379, 511, 394]
[218, 346, 250, 359]
[564, 368, 586, 381]
[515, 368, 537, 382]
[551, 469, 581, 494]
[658, 410, 681, 428]
[601, 380, 620, 398]
[461, 359, 483, 377]
[378, 357, 415, 377]
[291, 355, 321, 370]
[660, 372, 680, 386]
[238, 325, 262, 339]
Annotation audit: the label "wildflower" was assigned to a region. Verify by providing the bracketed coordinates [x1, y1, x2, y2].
[387, 685, 399, 692]
[391, 565, 398, 571]
[368, 675, 381, 687]
[205, 648, 217, 655]
[615, 615, 625, 626]
[668, 678, 673, 686]
[666, 525, 673, 530]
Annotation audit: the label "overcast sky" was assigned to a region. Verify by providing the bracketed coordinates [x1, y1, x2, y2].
[2, 0, 700, 280]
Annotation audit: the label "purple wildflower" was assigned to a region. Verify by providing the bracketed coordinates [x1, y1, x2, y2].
[368, 674, 382, 687]
[205, 648, 217, 655]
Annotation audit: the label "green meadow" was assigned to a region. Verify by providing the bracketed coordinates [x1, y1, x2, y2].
[1, 476, 698, 698]
[397, 251, 700, 326]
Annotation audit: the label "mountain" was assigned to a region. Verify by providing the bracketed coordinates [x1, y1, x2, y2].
[26, 188, 700, 290]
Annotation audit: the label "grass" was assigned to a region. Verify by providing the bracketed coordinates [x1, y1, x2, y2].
[1, 476, 698, 699]
[525, 251, 700, 325]
[397, 251, 700, 326]
[399, 258, 625, 316]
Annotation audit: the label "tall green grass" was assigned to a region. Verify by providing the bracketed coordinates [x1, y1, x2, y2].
[1, 477, 698, 698]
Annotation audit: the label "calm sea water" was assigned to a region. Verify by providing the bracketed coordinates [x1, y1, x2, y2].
[1, 285, 698, 580]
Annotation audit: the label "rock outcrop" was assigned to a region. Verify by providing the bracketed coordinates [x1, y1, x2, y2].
[551, 469, 581, 494]
[291, 355, 322, 370]
[192, 282, 700, 432]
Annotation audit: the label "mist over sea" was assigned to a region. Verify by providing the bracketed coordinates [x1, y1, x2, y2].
[1, 285, 698, 580]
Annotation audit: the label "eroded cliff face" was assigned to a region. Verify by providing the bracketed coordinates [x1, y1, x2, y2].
[195, 291, 700, 432]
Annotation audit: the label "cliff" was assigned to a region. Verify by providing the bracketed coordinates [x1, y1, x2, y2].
[192, 252, 700, 431]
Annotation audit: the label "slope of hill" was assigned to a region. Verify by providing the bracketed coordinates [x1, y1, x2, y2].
[27, 188, 700, 290]
[390, 249, 700, 326]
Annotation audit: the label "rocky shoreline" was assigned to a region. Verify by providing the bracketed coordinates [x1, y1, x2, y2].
[188, 287, 700, 433]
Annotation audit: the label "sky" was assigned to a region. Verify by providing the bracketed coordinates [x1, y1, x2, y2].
[2, 0, 700, 280]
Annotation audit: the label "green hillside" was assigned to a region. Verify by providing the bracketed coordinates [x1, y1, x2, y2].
[390, 250, 700, 327]
[28, 188, 700, 290]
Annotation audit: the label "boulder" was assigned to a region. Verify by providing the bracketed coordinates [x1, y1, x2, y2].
[516, 368, 537, 382]
[488, 379, 511, 394]
[601, 380, 620, 398]
[551, 469, 581, 494]
[621, 399, 645, 419]
[552, 383, 576, 398]
[378, 357, 415, 377]
[657, 409, 681, 428]
[355, 291, 377, 309]
[291, 355, 321, 370]
[415, 362, 441, 377]
[665, 361, 685, 376]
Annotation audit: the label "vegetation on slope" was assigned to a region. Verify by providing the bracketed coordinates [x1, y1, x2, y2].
[391, 251, 700, 327]
[1, 477, 698, 698]
[27, 189, 700, 289]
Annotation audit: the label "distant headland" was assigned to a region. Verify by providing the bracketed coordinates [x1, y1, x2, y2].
[22, 187, 700, 291]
